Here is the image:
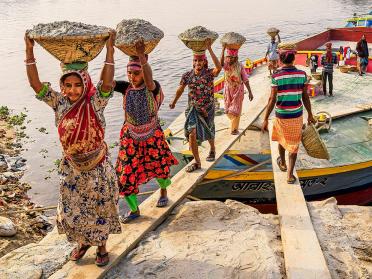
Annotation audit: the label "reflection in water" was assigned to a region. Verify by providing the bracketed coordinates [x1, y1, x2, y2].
[0, 0, 369, 206]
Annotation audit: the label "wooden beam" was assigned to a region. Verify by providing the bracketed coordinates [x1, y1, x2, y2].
[49, 72, 272, 279]
[268, 121, 331, 279]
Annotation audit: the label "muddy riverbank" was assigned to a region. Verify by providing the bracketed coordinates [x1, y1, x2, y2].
[0, 107, 52, 258]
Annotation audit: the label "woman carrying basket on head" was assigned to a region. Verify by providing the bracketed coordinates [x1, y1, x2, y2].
[261, 43, 316, 184]
[24, 31, 121, 266]
[114, 39, 178, 223]
[220, 44, 254, 135]
[170, 38, 222, 172]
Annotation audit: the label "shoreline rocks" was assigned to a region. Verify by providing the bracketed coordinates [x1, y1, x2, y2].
[0, 110, 52, 258]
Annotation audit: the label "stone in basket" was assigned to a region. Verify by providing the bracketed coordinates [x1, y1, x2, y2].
[301, 124, 330, 160]
[267, 27, 280, 38]
[27, 21, 111, 63]
[220, 32, 246, 50]
[115, 19, 164, 56]
[178, 26, 218, 52]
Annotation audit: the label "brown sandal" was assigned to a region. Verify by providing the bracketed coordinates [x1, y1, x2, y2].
[186, 162, 201, 173]
[69, 244, 91, 261]
[277, 157, 287, 172]
[206, 151, 216, 162]
[95, 250, 109, 266]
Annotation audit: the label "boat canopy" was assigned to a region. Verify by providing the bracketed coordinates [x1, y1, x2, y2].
[345, 15, 372, 27]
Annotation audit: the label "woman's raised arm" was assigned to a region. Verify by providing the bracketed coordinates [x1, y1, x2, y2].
[25, 33, 43, 94]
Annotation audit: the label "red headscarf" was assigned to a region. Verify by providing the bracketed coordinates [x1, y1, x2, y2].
[57, 70, 106, 171]
[325, 42, 333, 63]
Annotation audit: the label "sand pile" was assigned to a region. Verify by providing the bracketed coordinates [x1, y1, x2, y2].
[105, 200, 284, 279]
[115, 19, 164, 45]
[221, 32, 246, 45]
[179, 26, 218, 41]
[309, 198, 372, 278]
[27, 21, 110, 37]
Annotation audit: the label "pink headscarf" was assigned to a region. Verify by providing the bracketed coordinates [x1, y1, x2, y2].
[226, 48, 239, 57]
[127, 55, 148, 71]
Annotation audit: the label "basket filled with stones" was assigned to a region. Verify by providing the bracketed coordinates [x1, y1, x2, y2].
[27, 21, 111, 63]
[178, 26, 218, 52]
[267, 27, 279, 38]
[220, 32, 246, 50]
[115, 19, 164, 56]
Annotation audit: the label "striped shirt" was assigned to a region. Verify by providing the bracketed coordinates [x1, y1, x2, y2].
[271, 67, 307, 119]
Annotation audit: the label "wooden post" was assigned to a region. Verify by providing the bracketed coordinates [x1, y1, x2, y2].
[268, 121, 331, 279]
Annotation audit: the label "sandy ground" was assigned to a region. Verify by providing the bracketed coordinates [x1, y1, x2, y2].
[102, 198, 371, 279]
[105, 200, 285, 279]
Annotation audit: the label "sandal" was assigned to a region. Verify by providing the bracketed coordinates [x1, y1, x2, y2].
[186, 162, 201, 173]
[231, 130, 239, 135]
[156, 196, 169, 208]
[69, 244, 91, 261]
[95, 251, 109, 267]
[277, 157, 287, 172]
[119, 211, 140, 224]
[287, 175, 297, 184]
[206, 151, 216, 162]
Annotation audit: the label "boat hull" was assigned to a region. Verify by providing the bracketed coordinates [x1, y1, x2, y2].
[192, 163, 372, 206]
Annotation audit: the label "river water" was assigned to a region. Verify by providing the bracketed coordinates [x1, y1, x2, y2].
[0, 0, 370, 207]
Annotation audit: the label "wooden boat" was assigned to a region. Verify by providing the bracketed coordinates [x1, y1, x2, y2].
[166, 27, 372, 212]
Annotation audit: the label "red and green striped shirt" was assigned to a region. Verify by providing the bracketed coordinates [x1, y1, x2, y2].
[271, 67, 307, 119]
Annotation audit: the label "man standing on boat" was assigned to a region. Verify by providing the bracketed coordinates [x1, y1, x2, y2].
[266, 33, 281, 76]
[262, 42, 316, 184]
[356, 35, 369, 76]
[321, 42, 337, 97]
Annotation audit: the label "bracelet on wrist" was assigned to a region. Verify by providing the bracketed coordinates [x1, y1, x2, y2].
[25, 62, 36, 66]
[24, 58, 36, 63]
[104, 61, 115, 66]
[141, 62, 148, 67]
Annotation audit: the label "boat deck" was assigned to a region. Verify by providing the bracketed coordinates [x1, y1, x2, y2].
[317, 40, 372, 54]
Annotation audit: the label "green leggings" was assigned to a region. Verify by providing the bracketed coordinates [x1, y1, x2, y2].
[124, 178, 171, 212]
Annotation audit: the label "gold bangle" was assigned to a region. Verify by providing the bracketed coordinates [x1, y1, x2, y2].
[141, 62, 148, 67]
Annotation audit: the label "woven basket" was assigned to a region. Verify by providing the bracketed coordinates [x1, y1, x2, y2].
[179, 35, 218, 52]
[301, 124, 330, 160]
[29, 33, 110, 63]
[115, 39, 160, 56]
[339, 66, 350, 73]
[224, 43, 244, 50]
[312, 73, 322, 80]
[349, 65, 357, 72]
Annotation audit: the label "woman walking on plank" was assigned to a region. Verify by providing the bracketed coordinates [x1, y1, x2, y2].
[261, 43, 316, 184]
[220, 45, 254, 135]
[24, 31, 121, 266]
[170, 39, 222, 172]
[114, 40, 178, 223]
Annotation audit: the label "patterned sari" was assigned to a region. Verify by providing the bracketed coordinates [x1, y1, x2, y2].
[37, 70, 121, 246]
[57, 70, 107, 171]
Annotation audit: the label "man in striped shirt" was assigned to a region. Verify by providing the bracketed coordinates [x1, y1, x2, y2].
[262, 43, 316, 184]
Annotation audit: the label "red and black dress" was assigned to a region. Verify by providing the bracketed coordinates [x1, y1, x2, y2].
[114, 80, 178, 196]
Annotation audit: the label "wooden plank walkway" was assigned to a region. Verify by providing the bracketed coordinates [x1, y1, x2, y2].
[49, 71, 272, 279]
[268, 121, 332, 279]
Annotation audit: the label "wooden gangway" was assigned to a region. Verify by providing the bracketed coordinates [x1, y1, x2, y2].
[49, 67, 271, 279]
[268, 121, 332, 279]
